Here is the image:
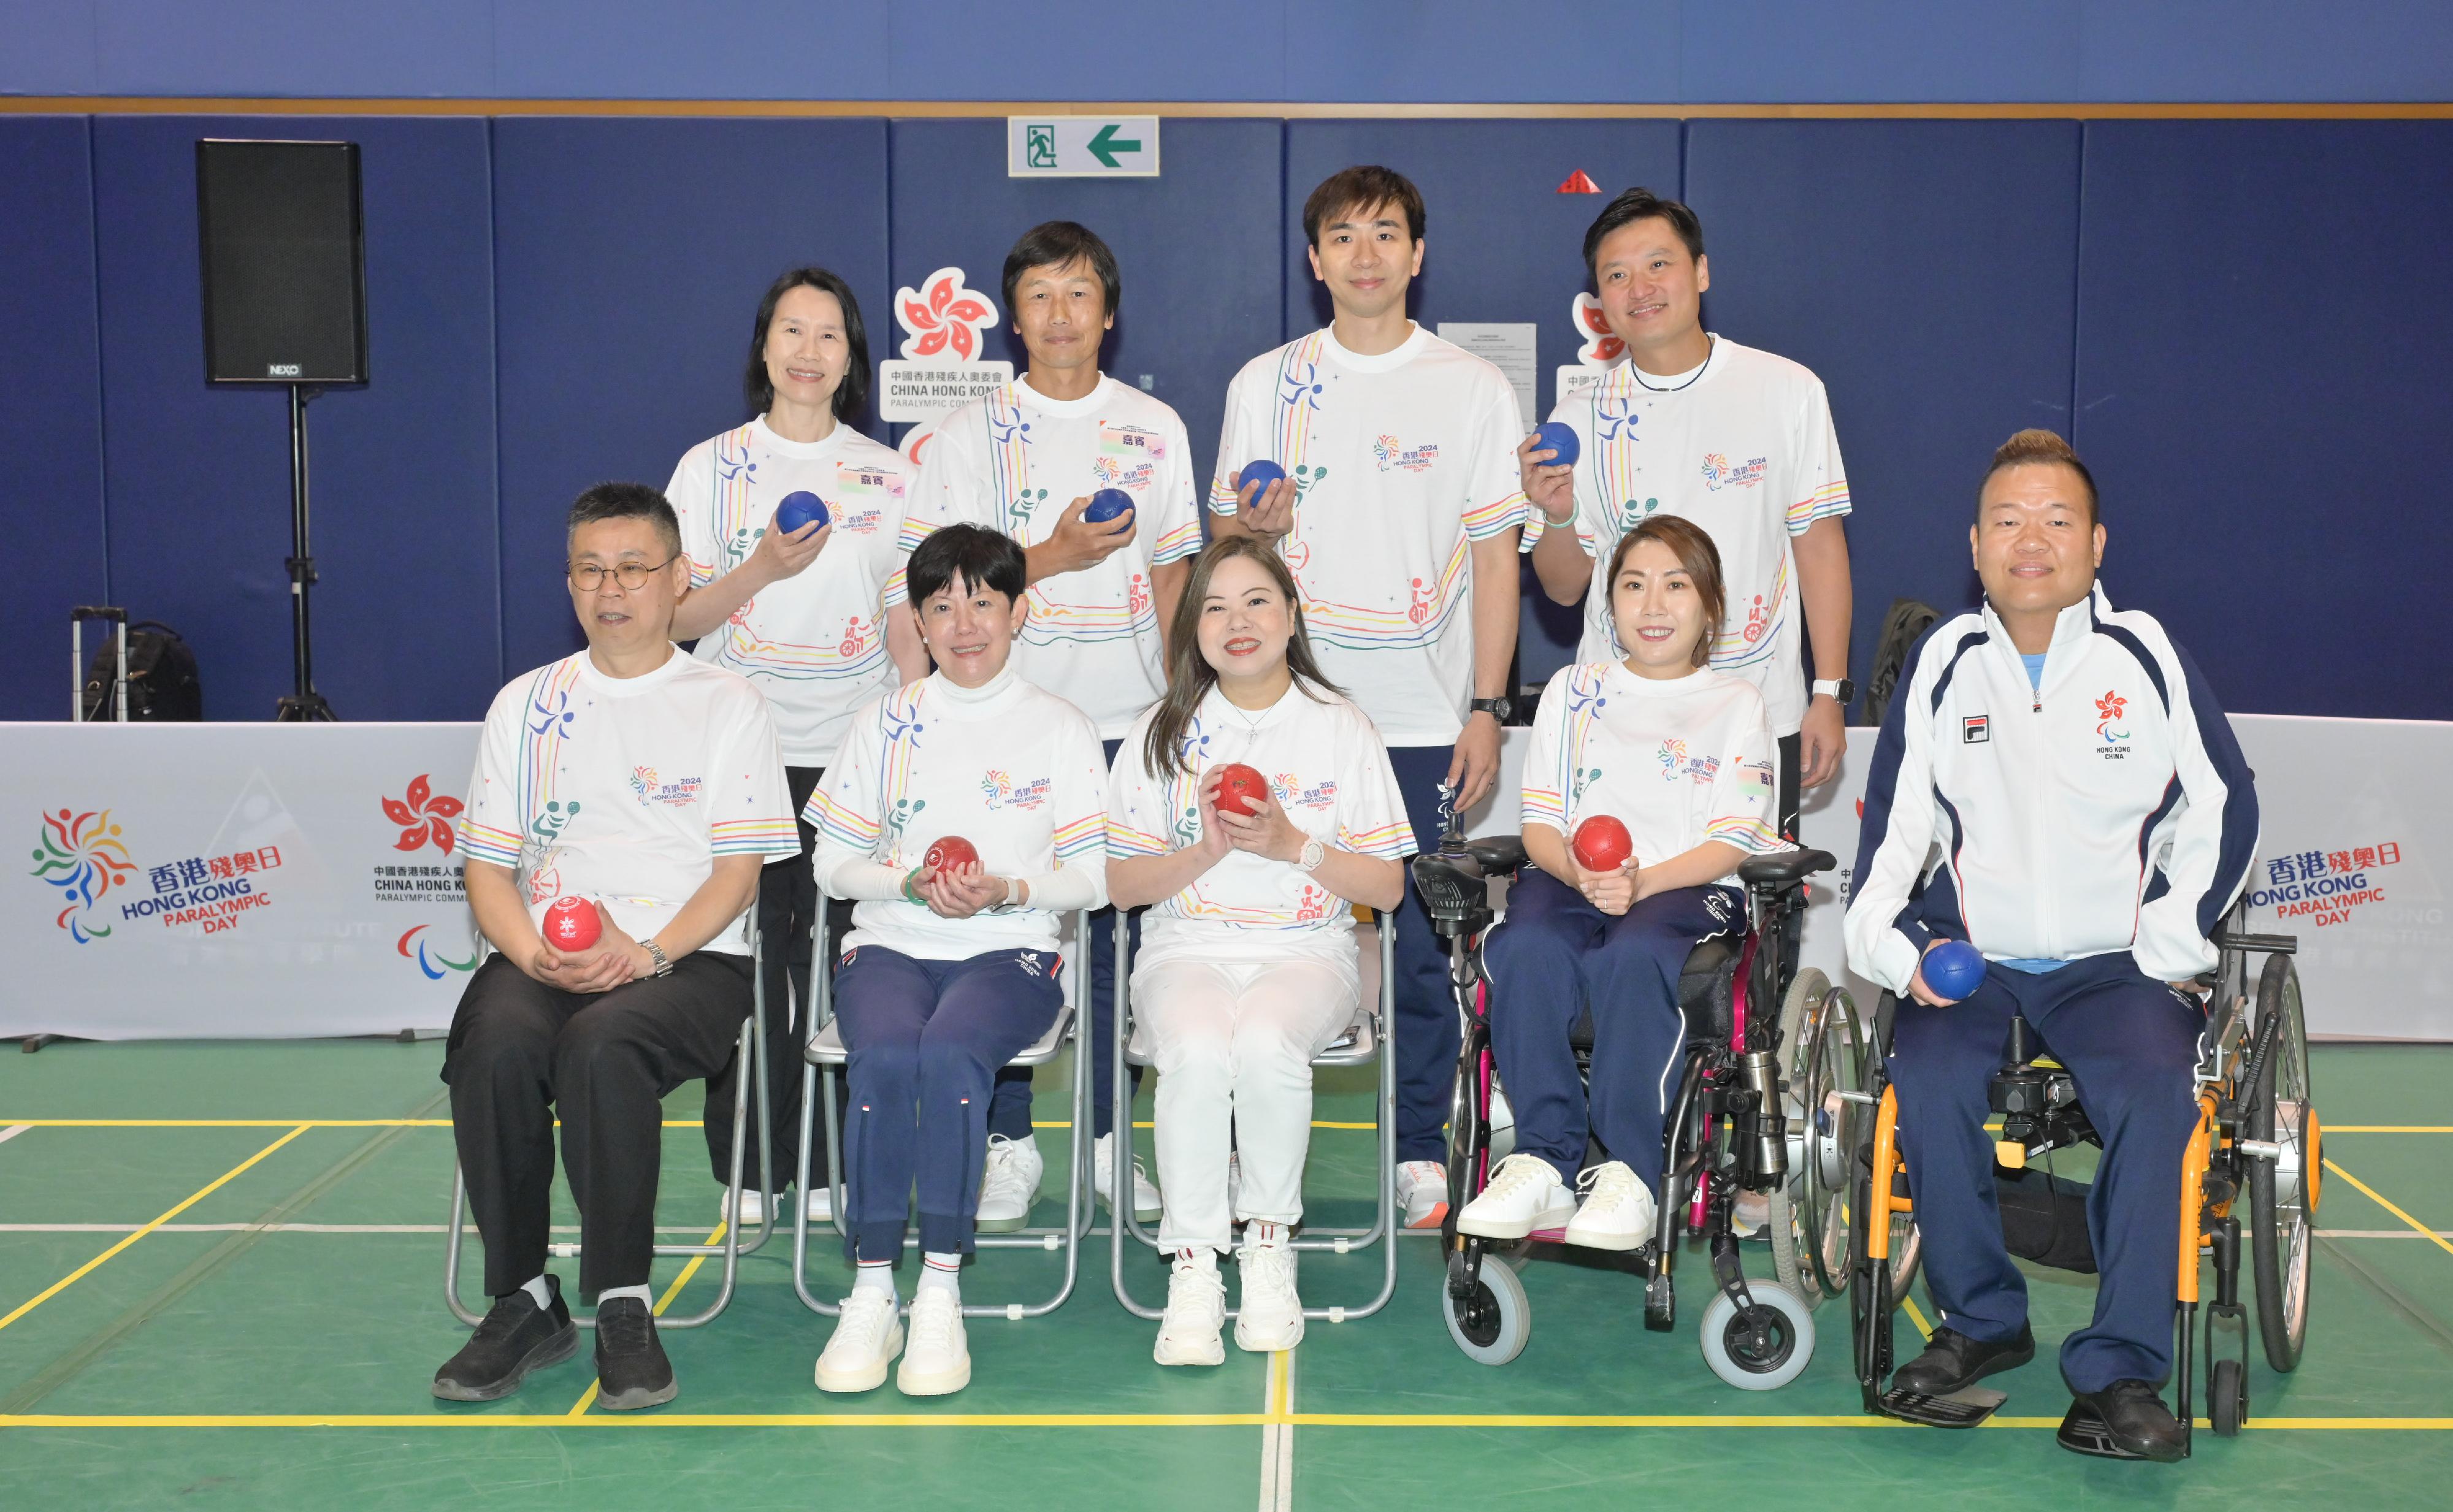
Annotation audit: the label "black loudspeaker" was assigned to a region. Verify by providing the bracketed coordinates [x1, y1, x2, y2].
[196, 139, 367, 384]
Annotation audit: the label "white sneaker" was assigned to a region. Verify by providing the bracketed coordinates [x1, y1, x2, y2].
[1455, 1153, 1575, 1240]
[895, 1288, 971, 1396]
[1562, 1160, 1656, 1251]
[1233, 1239, 1304, 1352]
[814, 1288, 903, 1393]
[1396, 1159, 1451, 1229]
[804, 1185, 833, 1224]
[1095, 1131, 1163, 1223]
[1729, 1187, 1769, 1242]
[976, 1133, 1043, 1232]
[722, 1185, 833, 1227]
[1154, 1258, 1228, 1367]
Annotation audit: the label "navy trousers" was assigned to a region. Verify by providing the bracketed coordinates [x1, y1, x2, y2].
[1385, 744, 1466, 1163]
[1886, 950, 2206, 1392]
[835, 944, 1065, 1260]
[1483, 869, 1742, 1188]
[985, 736, 1142, 1144]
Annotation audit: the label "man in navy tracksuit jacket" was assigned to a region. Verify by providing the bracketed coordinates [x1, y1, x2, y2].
[1844, 430, 2257, 1460]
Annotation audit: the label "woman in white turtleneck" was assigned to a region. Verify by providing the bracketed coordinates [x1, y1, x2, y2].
[803, 524, 1108, 1400]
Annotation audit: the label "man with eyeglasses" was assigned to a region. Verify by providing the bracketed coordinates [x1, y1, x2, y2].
[434, 483, 798, 1411]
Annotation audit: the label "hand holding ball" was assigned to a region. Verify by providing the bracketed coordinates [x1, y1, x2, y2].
[1923, 940, 1987, 1000]
[1571, 815, 1632, 872]
[923, 835, 979, 875]
[541, 896, 602, 952]
[1084, 489, 1135, 525]
[1211, 763, 1270, 817]
[776, 491, 829, 535]
[1236, 460, 1287, 500]
[1531, 421, 1580, 470]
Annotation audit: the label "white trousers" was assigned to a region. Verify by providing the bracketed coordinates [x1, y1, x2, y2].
[1136, 954, 1360, 1254]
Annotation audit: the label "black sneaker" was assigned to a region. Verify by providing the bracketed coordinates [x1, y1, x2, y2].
[433, 1277, 579, 1401]
[2065, 1380, 2187, 1462]
[1891, 1322, 2035, 1396]
[593, 1296, 678, 1411]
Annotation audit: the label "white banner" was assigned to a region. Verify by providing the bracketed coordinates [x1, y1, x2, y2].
[1478, 715, 2450, 1042]
[14, 723, 483, 1039]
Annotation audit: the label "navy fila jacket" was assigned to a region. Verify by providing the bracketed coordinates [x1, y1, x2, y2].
[1845, 583, 2259, 995]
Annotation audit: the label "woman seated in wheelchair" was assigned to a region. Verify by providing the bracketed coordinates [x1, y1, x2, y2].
[1455, 516, 1784, 1250]
[803, 524, 1109, 1398]
[1107, 536, 1412, 1366]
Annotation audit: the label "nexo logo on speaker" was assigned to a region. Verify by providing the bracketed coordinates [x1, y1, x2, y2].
[267, 363, 301, 377]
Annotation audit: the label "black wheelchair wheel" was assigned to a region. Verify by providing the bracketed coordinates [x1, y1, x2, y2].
[2248, 952, 2316, 1373]
[2210, 1356, 2247, 1437]
[1699, 1281, 1815, 1390]
[1443, 1251, 1531, 1366]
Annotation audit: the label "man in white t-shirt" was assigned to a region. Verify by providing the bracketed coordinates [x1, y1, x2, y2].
[1209, 166, 1528, 1227]
[434, 484, 798, 1413]
[1522, 187, 1856, 836]
[904, 221, 1198, 1224]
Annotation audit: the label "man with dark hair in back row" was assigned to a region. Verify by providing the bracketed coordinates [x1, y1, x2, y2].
[433, 483, 798, 1412]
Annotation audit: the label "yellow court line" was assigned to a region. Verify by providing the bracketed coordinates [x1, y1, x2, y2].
[0, 1118, 1383, 1130]
[1899, 1296, 1935, 1342]
[2321, 1158, 2453, 1259]
[0, 1124, 312, 1335]
[2327, 1126, 2453, 1133]
[2, 1411, 2445, 1430]
[566, 1221, 732, 1416]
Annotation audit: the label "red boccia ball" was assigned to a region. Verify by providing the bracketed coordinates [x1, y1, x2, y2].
[924, 834, 979, 874]
[542, 896, 602, 952]
[1212, 763, 1269, 817]
[1571, 815, 1634, 872]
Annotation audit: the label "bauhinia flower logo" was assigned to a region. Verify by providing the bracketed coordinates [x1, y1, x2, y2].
[30, 808, 137, 943]
[383, 774, 464, 854]
[894, 267, 999, 362]
[1572, 293, 1625, 366]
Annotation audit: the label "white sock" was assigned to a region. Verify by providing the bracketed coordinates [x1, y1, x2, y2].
[1244, 1221, 1287, 1249]
[518, 1275, 553, 1310]
[853, 1261, 895, 1305]
[918, 1250, 962, 1299]
[596, 1283, 652, 1307]
[1173, 1247, 1219, 1274]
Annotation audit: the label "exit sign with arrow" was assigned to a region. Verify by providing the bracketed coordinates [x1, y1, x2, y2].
[1006, 116, 1161, 178]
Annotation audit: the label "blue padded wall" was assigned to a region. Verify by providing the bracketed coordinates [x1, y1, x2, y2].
[884, 117, 1284, 497]
[89, 115, 499, 721]
[1282, 120, 1685, 687]
[1685, 120, 2083, 701]
[0, 117, 107, 722]
[2074, 122, 2453, 721]
[490, 117, 890, 681]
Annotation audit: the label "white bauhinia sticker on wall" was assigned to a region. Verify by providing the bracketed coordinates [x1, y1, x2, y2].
[876, 267, 1014, 424]
[1556, 291, 1626, 411]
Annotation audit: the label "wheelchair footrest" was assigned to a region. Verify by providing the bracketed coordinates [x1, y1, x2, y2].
[1878, 1386, 2008, 1429]
[2054, 1400, 2159, 1460]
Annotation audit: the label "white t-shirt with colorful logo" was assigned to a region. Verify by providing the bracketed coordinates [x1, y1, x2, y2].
[1533, 337, 1850, 736]
[1209, 325, 1528, 747]
[458, 650, 800, 956]
[903, 376, 1204, 738]
[806, 670, 1109, 961]
[1108, 681, 1416, 966]
[664, 416, 918, 766]
[1519, 660, 1784, 881]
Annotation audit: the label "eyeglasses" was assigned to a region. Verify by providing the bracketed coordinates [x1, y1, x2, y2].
[567, 556, 678, 592]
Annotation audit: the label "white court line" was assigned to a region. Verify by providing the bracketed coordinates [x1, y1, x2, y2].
[2317, 1229, 2453, 1239]
[0, 1125, 28, 1147]
[1258, 1349, 1294, 1512]
[0, 1223, 727, 1235]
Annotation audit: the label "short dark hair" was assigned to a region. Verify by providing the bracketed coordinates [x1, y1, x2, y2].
[744, 266, 871, 421]
[1583, 188, 1705, 282]
[1980, 427, 2099, 527]
[567, 481, 683, 559]
[1303, 166, 1425, 246]
[905, 522, 1026, 608]
[1001, 221, 1121, 322]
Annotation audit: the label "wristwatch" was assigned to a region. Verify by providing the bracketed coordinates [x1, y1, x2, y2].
[1811, 678, 1855, 706]
[641, 938, 672, 978]
[1297, 838, 1326, 872]
[1470, 695, 1514, 724]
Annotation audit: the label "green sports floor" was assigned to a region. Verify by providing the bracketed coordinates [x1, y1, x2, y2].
[2, 1040, 2448, 1510]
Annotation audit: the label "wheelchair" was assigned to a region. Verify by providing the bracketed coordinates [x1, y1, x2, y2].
[1410, 834, 1839, 1388]
[1107, 907, 1403, 1324]
[1825, 899, 2318, 1456]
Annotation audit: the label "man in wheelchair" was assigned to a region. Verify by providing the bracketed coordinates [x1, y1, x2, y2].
[1843, 431, 2258, 1460]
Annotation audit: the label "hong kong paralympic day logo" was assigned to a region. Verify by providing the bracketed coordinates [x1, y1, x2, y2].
[29, 808, 137, 943]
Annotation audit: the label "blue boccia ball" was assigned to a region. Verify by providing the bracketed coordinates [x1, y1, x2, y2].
[1084, 488, 1134, 524]
[776, 491, 829, 534]
[1923, 939, 1987, 999]
[1237, 459, 1287, 498]
[1533, 421, 1580, 470]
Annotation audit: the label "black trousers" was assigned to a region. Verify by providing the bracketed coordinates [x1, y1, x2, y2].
[443, 951, 752, 1300]
[703, 763, 849, 1193]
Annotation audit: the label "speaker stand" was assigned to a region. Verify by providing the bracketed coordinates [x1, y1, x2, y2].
[276, 383, 335, 722]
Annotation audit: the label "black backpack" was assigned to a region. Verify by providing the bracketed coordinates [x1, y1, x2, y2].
[82, 621, 204, 721]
